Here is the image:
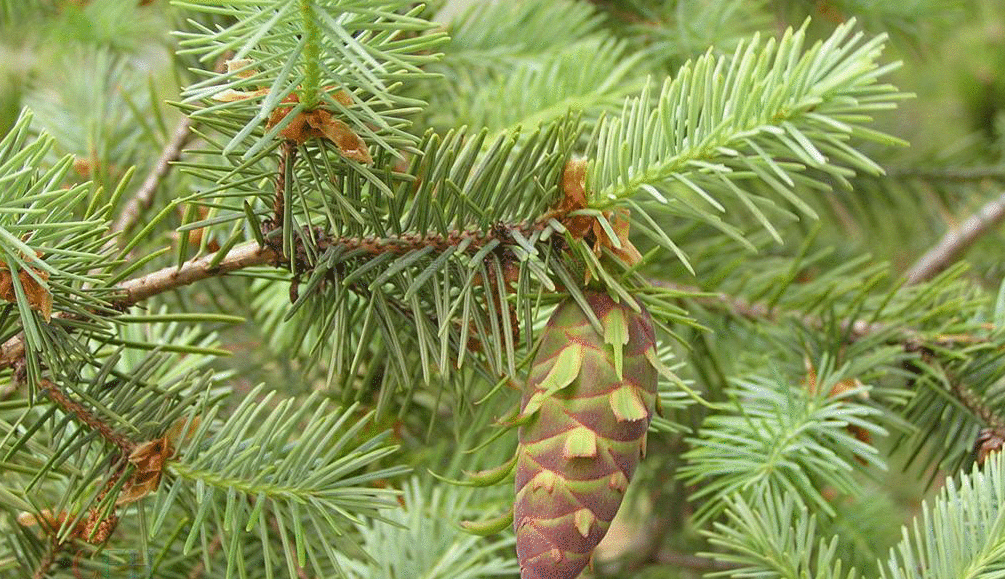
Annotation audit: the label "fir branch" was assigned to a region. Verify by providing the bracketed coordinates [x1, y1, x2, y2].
[705, 490, 854, 579]
[587, 19, 905, 245]
[332, 479, 519, 579]
[655, 549, 739, 571]
[441, 0, 604, 65]
[37, 379, 135, 455]
[888, 164, 1005, 182]
[679, 370, 885, 524]
[651, 278, 983, 348]
[904, 188, 1005, 284]
[0, 241, 274, 369]
[603, 0, 771, 63]
[429, 37, 645, 137]
[30, 540, 58, 579]
[175, 0, 446, 160]
[899, 356, 1005, 473]
[159, 387, 407, 578]
[881, 452, 1005, 578]
[110, 117, 194, 238]
[951, 375, 1005, 434]
[0, 220, 546, 370]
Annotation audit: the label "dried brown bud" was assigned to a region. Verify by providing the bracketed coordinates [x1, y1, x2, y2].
[117, 416, 199, 506]
[804, 360, 872, 452]
[975, 428, 1005, 467]
[0, 251, 53, 321]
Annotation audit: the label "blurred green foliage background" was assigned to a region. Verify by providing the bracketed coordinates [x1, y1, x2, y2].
[2, 2, 1004, 577]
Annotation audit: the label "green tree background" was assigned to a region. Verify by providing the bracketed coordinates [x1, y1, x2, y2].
[1, 0, 1005, 578]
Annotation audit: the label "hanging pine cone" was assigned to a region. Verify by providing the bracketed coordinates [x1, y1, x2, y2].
[514, 291, 659, 579]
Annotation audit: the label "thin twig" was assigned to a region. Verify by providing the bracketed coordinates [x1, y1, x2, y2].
[31, 540, 59, 579]
[950, 374, 1005, 433]
[39, 379, 135, 454]
[118, 241, 276, 305]
[904, 189, 1005, 285]
[0, 241, 276, 369]
[110, 118, 194, 238]
[0, 221, 547, 370]
[270, 141, 296, 228]
[652, 280, 774, 321]
[651, 279, 901, 342]
[887, 165, 1005, 182]
[655, 549, 739, 571]
[650, 278, 994, 351]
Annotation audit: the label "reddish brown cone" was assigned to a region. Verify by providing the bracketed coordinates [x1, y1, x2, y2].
[514, 292, 658, 578]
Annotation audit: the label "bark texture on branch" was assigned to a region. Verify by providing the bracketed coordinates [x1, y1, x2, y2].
[118, 241, 275, 305]
[0, 221, 542, 370]
[904, 189, 1005, 285]
[110, 118, 194, 238]
[0, 241, 277, 369]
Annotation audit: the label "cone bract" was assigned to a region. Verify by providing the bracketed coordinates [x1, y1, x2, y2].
[514, 292, 658, 579]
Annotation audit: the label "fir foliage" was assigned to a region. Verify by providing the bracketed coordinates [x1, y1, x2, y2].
[881, 451, 1005, 579]
[680, 368, 886, 525]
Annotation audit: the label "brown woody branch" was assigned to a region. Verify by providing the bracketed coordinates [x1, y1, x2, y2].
[0, 241, 277, 369]
[904, 189, 1005, 285]
[0, 222, 545, 371]
[652, 280, 778, 321]
[651, 279, 902, 343]
[20, 380, 133, 576]
[948, 371, 1005, 433]
[107, 56, 231, 240]
[38, 379, 135, 454]
[269, 141, 296, 228]
[110, 117, 194, 238]
[901, 356, 1005, 464]
[31, 541, 59, 579]
[654, 550, 738, 571]
[118, 240, 276, 305]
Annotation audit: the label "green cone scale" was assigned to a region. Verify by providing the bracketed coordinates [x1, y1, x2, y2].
[514, 292, 658, 579]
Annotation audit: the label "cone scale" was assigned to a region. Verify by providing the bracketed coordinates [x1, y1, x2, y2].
[514, 292, 658, 579]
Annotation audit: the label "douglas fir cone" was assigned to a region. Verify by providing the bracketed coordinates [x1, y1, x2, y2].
[514, 291, 659, 578]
